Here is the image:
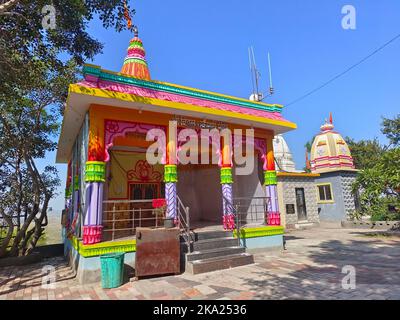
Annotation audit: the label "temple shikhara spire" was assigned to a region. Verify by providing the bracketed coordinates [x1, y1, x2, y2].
[310, 113, 355, 173]
[120, 1, 151, 80]
[120, 26, 151, 80]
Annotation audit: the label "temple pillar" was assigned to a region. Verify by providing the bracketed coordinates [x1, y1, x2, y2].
[164, 165, 178, 222]
[221, 167, 235, 230]
[220, 134, 235, 230]
[265, 137, 280, 225]
[64, 161, 73, 231]
[71, 174, 80, 233]
[83, 161, 105, 245]
[165, 122, 178, 223]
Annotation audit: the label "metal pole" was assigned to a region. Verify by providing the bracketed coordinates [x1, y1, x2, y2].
[112, 202, 116, 241]
[186, 206, 190, 253]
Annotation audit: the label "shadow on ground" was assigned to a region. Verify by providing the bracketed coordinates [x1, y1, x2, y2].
[245, 236, 400, 299]
[0, 257, 75, 296]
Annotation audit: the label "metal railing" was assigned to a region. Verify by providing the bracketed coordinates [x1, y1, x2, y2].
[177, 195, 193, 253]
[223, 196, 272, 247]
[232, 196, 271, 226]
[102, 199, 166, 241]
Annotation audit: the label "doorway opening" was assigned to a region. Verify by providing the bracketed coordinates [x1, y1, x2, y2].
[177, 164, 222, 229]
[295, 187, 307, 221]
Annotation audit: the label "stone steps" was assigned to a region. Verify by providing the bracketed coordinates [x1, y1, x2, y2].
[183, 230, 254, 275]
[181, 230, 232, 242]
[186, 252, 255, 275]
[186, 246, 246, 262]
[193, 237, 239, 251]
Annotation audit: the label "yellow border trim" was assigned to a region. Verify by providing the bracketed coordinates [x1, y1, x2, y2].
[277, 172, 320, 178]
[68, 235, 136, 258]
[69, 84, 297, 130]
[233, 226, 284, 239]
[316, 182, 335, 204]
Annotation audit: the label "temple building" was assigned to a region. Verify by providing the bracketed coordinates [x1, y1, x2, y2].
[273, 135, 321, 229]
[57, 29, 297, 283]
[276, 114, 359, 229]
[310, 115, 359, 221]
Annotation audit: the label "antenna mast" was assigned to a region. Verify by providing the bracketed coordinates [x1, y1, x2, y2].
[248, 47, 256, 97]
[246, 48, 275, 101]
[267, 52, 274, 95]
[248, 46, 262, 101]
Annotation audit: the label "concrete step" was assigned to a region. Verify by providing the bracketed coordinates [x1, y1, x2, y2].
[193, 237, 239, 251]
[295, 222, 316, 230]
[181, 230, 232, 242]
[186, 253, 255, 275]
[186, 246, 246, 262]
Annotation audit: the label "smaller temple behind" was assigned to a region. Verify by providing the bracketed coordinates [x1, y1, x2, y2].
[276, 114, 360, 229]
[274, 135, 321, 229]
[310, 114, 359, 221]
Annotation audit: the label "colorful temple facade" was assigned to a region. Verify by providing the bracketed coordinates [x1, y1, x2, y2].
[57, 31, 297, 282]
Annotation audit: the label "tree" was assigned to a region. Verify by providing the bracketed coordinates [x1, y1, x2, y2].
[0, 62, 77, 257]
[0, 1, 135, 257]
[303, 137, 315, 172]
[351, 114, 400, 221]
[345, 137, 384, 170]
[381, 114, 400, 148]
[1, 0, 135, 97]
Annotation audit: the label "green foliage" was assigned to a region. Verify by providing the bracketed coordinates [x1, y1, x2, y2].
[381, 114, 400, 147]
[351, 116, 400, 221]
[0, 0, 135, 97]
[303, 136, 315, 172]
[345, 137, 384, 170]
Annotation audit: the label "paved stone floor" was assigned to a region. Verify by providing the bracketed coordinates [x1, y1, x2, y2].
[1, 226, 400, 300]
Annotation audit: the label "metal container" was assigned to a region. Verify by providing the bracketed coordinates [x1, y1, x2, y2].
[135, 227, 180, 278]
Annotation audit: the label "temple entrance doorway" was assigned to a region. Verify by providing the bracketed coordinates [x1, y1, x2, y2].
[177, 164, 222, 229]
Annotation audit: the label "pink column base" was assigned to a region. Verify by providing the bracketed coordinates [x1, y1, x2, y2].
[82, 226, 103, 245]
[223, 214, 236, 230]
[266, 212, 281, 226]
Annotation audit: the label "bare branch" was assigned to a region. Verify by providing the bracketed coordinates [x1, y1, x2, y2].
[0, 0, 19, 15]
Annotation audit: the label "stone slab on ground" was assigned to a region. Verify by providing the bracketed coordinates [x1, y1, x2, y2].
[1, 226, 400, 300]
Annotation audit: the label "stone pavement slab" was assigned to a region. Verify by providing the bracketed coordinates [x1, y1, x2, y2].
[1, 227, 399, 300]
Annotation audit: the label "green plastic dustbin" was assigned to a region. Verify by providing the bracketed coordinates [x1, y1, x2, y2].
[100, 252, 125, 289]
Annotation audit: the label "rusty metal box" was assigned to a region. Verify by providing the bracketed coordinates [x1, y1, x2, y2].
[135, 227, 180, 278]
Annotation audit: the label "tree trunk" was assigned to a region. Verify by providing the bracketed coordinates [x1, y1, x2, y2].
[0, 210, 14, 258]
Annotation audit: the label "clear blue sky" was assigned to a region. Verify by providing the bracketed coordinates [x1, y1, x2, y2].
[47, 0, 400, 210]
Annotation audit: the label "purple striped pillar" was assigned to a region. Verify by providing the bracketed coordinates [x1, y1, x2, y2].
[265, 184, 280, 226]
[164, 164, 178, 224]
[165, 182, 177, 222]
[221, 167, 234, 230]
[222, 183, 235, 230]
[83, 182, 103, 245]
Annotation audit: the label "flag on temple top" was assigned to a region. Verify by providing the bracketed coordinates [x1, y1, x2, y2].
[124, 0, 132, 30]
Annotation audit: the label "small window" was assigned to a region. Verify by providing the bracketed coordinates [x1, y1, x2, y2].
[317, 184, 333, 202]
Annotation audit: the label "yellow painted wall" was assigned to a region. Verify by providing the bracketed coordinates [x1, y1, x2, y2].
[107, 150, 164, 200]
